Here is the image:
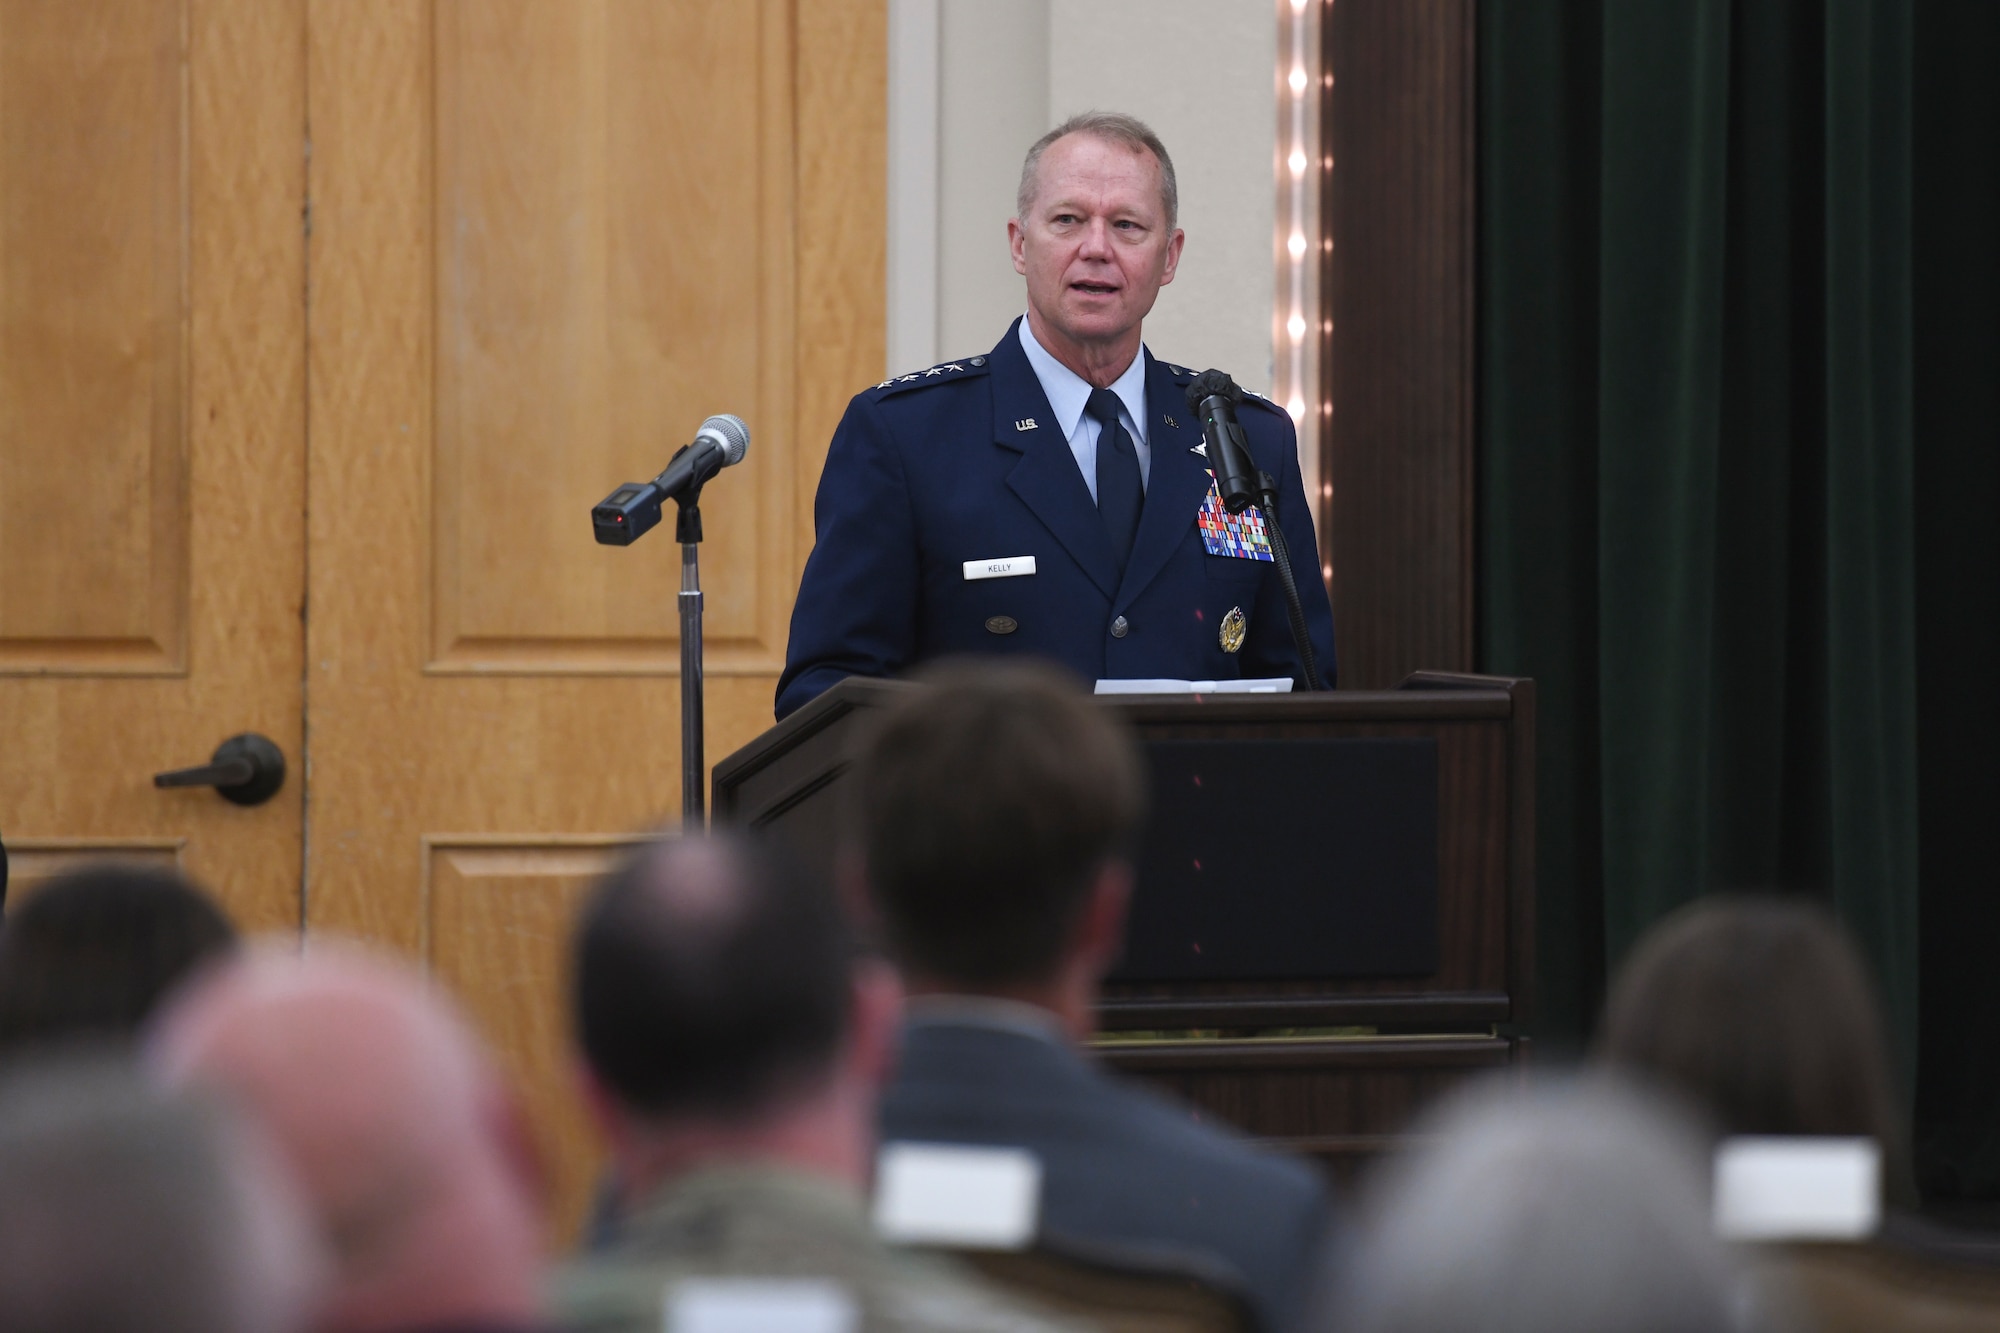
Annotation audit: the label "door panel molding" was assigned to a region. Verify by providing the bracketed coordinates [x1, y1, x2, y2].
[427, 0, 797, 677]
[0, 0, 189, 675]
[421, 832, 656, 1240]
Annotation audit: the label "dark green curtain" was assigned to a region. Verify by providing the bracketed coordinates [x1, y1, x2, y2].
[1481, 0, 2000, 1196]
[1909, 6, 2000, 1200]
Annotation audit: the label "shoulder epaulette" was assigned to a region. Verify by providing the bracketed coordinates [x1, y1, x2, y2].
[865, 355, 991, 400]
[1160, 361, 1285, 415]
[1237, 385, 1288, 415]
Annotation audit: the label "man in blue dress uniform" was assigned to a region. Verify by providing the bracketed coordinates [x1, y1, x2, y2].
[776, 111, 1337, 719]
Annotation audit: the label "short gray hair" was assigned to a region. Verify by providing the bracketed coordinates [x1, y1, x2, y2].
[1337, 1074, 1787, 1333]
[1017, 111, 1178, 228]
[0, 1055, 317, 1333]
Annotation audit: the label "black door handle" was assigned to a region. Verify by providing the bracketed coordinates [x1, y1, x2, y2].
[154, 733, 287, 807]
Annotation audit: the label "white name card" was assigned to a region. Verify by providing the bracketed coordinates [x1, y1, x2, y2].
[1713, 1136, 1881, 1241]
[1094, 678, 1295, 695]
[873, 1141, 1041, 1250]
[665, 1279, 857, 1333]
[962, 556, 1037, 581]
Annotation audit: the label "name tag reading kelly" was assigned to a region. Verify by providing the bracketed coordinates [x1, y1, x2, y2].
[963, 556, 1036, 581]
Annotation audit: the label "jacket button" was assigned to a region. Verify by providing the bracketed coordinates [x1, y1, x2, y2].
[1110, 615, 1129, 638]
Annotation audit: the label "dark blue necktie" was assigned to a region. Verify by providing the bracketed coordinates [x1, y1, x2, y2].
[1086, 387, 1143, 571]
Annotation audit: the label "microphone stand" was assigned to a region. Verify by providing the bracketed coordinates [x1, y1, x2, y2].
[1195, 381, 1327, 692]
[1247, 473, 1325, 692]
[675, 487, 706, 827]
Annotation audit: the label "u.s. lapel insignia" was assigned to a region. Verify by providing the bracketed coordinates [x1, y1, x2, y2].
[1164, 414, 1179, 429]
[1015, 418, 1037, 431]
[1219, 606, 1247, 654]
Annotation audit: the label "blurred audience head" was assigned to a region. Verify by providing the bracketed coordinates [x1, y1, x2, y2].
[0, 861, 236, 1053]
[851, 661, 1146, 1012]
[1338, 1074, 1774, 1333]
[149, 941, 545, 1333]
[1596, 895, 1909, 1200]
[0, 1052, 317, 1333]
[574, 833, 897, 1189]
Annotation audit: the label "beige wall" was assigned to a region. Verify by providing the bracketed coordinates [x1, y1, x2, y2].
[896, 0, 1279, 391]
[1047, 0, 1277, 392]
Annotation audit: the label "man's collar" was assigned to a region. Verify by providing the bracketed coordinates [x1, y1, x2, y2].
[1016, 316, 1150, 447]
[902, 993, 1070, 1045]
[621, 1161, 869, 1241]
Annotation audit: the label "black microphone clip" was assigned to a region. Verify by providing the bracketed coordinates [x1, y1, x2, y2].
[1185, 370, 1261, 515]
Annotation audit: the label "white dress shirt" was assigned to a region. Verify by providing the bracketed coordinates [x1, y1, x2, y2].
[1017, 315, 1152, 501]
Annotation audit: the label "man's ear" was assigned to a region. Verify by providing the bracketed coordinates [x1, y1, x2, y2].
[846, 956, 906, 1089]
[1159, 227, 1185, 286]
[1008, 217, 1029, 276]
[576, 1060, 636, 1158]
[1074, 861, 1133, 977]
[482, 1075, 551, 1217]
[835, 845, 879, 938]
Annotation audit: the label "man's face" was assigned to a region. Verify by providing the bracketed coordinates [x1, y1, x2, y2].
[1009, 133, 1184, 362]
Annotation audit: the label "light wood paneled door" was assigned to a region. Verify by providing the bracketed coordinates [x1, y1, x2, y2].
[0, 1, 306, 930]
[304, 1, 884, 1239]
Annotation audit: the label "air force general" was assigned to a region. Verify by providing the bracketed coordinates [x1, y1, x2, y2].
[776, 112, 1337, 719]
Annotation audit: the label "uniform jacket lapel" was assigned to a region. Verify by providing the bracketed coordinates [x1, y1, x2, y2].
[990, 322, 1121, 599]
[1116, 350, 1212, 605]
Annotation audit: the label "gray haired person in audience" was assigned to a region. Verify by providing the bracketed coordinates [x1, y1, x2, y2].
[552, 833, 1082, 1333]
[149, 942, 555, 1333]
[0, 1054, 319, 1333]
[1334, 1075, 1786, 1333]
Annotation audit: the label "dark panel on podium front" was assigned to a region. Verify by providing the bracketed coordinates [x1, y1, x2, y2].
[1115, 737, 1439, 981]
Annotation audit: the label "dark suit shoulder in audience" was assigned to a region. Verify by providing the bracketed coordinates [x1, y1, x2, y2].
[881, 1007, 1331, 1333]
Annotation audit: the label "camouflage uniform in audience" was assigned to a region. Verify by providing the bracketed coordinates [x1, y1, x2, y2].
[551, 1165, 1081, 1333]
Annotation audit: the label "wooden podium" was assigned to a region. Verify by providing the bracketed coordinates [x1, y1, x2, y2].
[713, 671, 1534, 1180]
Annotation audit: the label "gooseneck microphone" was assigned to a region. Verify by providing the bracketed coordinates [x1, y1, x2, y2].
[591, 414, 751, 546]
[1182, 371, 1326, 691]
[1186, 369, 1260, 515]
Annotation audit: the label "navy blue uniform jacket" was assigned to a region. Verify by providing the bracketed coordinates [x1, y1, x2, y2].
[776, 320, 1338, 718]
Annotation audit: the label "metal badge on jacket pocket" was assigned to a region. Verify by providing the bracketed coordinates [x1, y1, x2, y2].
[1219, 606, 1247, 654]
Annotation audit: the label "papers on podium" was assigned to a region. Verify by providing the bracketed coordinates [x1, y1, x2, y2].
[1093, 678, 1294, 695]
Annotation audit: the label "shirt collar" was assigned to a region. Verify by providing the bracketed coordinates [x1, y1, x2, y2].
[902, 993, 1069, 1045]
[1017, 315, 1150, 448]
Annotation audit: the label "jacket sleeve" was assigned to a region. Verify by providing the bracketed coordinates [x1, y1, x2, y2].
[775, 394, 921, 719]
[1239, 408, 1338, 689]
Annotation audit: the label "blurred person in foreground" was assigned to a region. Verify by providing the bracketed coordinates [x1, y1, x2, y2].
[1598, 896, 2000, 1332]
[0, 861, 236, 1055]
[553, 833, 1081, 1333]
[855, 661, 1334, 1332]
[150, 942, 554, 1333]
[1335, 1075, 1782, 1333]
[0, 1052, 318, 1333]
